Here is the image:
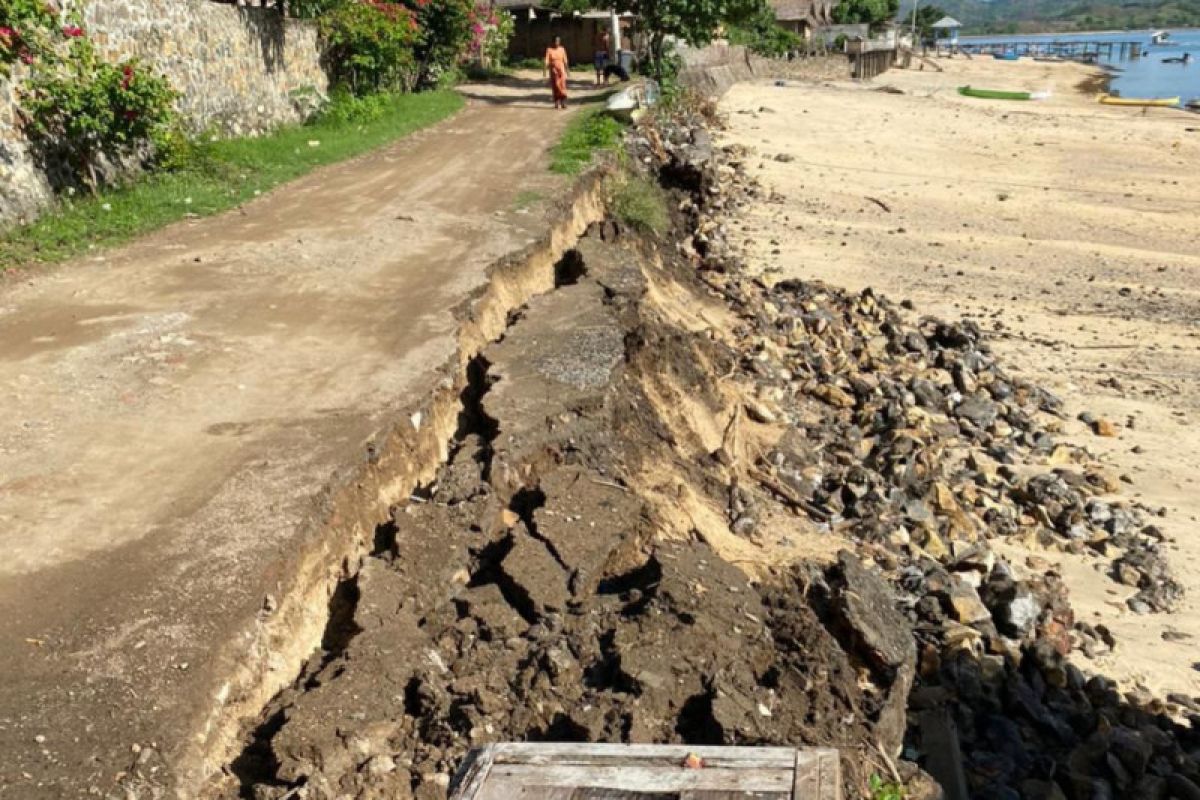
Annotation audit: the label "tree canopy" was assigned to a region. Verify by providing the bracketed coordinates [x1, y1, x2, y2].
[911, 4, 948, 37]
[831, 0, 899, 28]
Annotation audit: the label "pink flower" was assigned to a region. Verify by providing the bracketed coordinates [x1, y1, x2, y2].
[62, 24, 85, 38]
[19, 51, 34, 64]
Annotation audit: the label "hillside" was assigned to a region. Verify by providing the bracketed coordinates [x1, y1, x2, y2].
[907, 0, 1200, 33]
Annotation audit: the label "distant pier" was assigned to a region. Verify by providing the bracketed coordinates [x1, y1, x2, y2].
[936, 39, 1144, 60]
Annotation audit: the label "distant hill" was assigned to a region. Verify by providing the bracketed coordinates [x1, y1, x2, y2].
[903, 0, 1200, 33]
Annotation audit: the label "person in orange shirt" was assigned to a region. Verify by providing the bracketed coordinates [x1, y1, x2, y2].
[544, 36, 570, 109]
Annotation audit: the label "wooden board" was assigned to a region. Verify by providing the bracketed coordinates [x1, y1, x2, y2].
[450, 743, 841, 800]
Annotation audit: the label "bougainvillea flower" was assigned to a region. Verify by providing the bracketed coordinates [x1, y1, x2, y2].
[62, 25, 85, 37]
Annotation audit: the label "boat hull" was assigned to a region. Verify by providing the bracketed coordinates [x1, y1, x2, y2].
[1098, 93, 1180, 107]
[959, 86, 1032, 100]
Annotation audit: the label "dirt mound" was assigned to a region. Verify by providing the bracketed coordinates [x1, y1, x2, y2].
[220, 223, 912, 800]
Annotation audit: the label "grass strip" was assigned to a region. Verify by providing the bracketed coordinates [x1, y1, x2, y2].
[0, 90, 465, 271]
[549, 105, 624, 176]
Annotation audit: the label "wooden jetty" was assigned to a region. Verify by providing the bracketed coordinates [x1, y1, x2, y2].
[846, 39, 896, 79]
[450, 743, 843, 799]
[935, 39, 1143, 60]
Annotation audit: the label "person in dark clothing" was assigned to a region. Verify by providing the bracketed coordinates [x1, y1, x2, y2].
[603, 62, 631, 82]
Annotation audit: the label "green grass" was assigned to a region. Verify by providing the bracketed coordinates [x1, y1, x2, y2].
[611, 173, 668, 236]
[549, 106, 624, 176]
[0, 90, 465, 271]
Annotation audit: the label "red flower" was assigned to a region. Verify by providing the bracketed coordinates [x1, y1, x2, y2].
[62, 24, 85, 38]
[0, 26, 16, 41]
[19, 51, 34, 64]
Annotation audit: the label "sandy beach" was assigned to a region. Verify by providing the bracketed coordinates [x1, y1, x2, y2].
[721, 56, 1200, 698]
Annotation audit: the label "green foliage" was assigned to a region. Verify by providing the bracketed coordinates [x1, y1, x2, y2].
[614, 0, 772, 78]
[611, 172, 668, 235]
[0, 0, 54, 70]
[869, 774, 906, 800]
[913, 4, 947, 37]
[832, 0, 899, 28]
[406, 0, 474, 88]
[549, 106, 624, 175]
[319, 1, 419, 95]
[727, 4, 802, 57]
[288, 0, 348, 18]
[0, 91, 464, 270]
[21, 33, 178, 188]
[475, 4, 514, 67]
[318, 88, 395, 123]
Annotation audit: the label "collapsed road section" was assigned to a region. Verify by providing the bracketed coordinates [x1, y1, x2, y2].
[210, 107, 1200, 800]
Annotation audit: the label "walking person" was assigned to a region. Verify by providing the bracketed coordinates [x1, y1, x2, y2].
[544, 36, 570, 110]
[594, 29, 611, 86]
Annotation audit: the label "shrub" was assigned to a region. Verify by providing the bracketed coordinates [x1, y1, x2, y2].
[469, 3, 513, 67]
[289, 0, 348, 18]
[318, 87, 393, 123]
[611, 173, 668, 235]
[727, 7, 802, 57]
[405, 0, 474, 89]
[0, 0, 55, 73]
[21, 34, 177, 189]
[319, 1, 420, 95]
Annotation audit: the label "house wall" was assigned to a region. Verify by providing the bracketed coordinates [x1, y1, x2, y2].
[0, 0, 327, 230]
[507, 11, 634, 63]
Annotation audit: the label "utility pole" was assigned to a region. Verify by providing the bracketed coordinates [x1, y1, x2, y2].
[910, 0, 918, 48]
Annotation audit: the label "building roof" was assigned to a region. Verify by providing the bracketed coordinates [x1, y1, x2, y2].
[930, 16, 962, 28]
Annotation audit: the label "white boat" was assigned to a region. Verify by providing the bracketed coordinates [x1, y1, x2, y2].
[605, 81, 659, 123]
[1151, 30, 1171, 45]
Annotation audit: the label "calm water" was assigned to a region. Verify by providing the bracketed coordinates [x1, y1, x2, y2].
[960, 28, 1200, 102]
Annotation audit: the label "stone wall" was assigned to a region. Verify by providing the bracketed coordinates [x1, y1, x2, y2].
[0, 0, 327, 229]
[677, 43, 850, 97]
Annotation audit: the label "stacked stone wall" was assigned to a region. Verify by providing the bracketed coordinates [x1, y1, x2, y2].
[0, 0, 327, 229]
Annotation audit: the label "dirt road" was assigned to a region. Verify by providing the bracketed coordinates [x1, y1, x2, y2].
[0, 76, 601, 798]
[722, 58, 1200, 697]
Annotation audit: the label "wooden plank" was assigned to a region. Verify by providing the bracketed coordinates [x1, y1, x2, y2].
[680, 793, 791, 799]
[452, 744, 497, 800]
[792, 749, 841, 800]
[481, 763, 794, 793]
[490, 743, 798, 767]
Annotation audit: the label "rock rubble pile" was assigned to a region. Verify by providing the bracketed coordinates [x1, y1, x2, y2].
[632, 105, 1199, 799]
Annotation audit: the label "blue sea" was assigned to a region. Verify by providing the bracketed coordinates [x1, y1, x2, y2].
[959, 28, 1200, 102]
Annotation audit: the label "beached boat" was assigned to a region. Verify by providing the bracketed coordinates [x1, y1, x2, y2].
[959, 86, 1032, 100]
[1098, 93, 1180, 107]
[605, 81, 659, 123]
[992, 51, 1021, 61]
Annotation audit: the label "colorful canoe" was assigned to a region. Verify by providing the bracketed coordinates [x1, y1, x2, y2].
[959, 86, 1033, 101]
[1098, 94, 1180, 107]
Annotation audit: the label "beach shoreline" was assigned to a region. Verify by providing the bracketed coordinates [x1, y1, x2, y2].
[722, 56, 1200, 699]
